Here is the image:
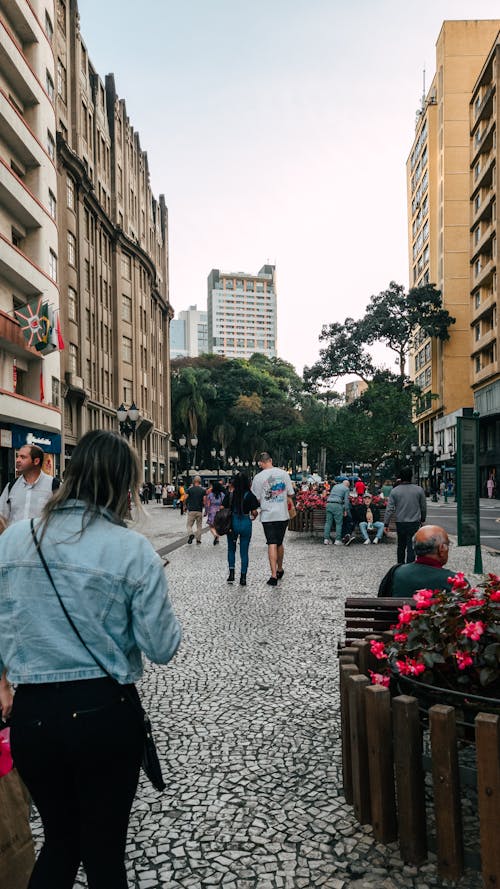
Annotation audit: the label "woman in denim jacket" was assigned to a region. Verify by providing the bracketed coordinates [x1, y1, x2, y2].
[0, 430, 181, 889]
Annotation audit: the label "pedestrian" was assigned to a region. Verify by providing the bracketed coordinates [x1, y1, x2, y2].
[354, 477, 366, 497]
[204, 480, 224, 545]
[487, 475, 495, 499]
[155, 483, 162, 504]
[161, 483, 169, 506]
[186, 475, 205, 544]
[323, 479, 350, 545]
[0, 429, 181, 889]
[383, 465, 427, 563]
[251, 451, 294, 586]
[141, 482, 149, 504]
[223, 473, 259, 585]
[354, 492, 384, 544]
[0, 444, 60, 526]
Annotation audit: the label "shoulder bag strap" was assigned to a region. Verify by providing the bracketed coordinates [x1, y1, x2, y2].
[30, 518, 143, 719]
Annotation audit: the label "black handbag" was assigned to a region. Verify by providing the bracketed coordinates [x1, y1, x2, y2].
[213, 507, 232, 536]
[30, 519, 166, 792]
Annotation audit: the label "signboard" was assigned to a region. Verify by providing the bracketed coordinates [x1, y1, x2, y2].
[456, 416, 479, 546]
[10, 424, 62, 454]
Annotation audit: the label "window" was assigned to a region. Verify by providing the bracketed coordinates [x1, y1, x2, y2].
[48, 190, 56, 220]
[124, 380, 133, 403]
[476, 355, 481, 373]
[67, 231, 76, 266]
[474, 226, 481, 245]
[66, 176, 75, 210]
[475, 324, 481, 341]
[45, 11, 53, 40]
[475, 291, 481, 309]
[47, 131, 55, 161]
[85, 308, 90, 338]
[84, 259, 90, 290]
[49, 249, 57, 281]
[52, 376, 60, 407]
[68, 286, 77, 321]
[57, 59, 66, 102]
[121, 253, 132, 280]
[122, 294, 132, 322]
[46, 71, 55, 102]
[57, 0, 66, 33]
[68, 343, 78, 374]
[123, 336, 132, 363]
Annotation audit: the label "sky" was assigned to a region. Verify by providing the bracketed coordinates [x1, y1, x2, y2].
[78, 0, 500, 375]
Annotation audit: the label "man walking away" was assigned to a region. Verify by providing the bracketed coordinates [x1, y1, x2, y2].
[0, 444, 60, 527]
[383, 466, 426, 563]
[324, 479, 350, 546]
[186, 475, 205, 544]
[251, 452, 294, 587]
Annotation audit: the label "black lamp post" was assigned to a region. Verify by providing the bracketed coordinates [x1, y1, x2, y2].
[116, 402, 139, 439]
[211, 446, 225, 478]
[178, 435, 198, 476]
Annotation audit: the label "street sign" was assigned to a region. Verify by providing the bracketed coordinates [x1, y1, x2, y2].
[456, 415, 482, 572]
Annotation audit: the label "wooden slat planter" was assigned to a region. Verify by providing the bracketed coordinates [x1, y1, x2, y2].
[338, 648, 500, 884]
[289, 507, 395, 534]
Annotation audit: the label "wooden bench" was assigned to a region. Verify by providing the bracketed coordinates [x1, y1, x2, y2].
[342, 596, 414, 645]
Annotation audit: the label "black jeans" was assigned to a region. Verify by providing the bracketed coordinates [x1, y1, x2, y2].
[10, 678, 143, 889]
[396, 521, 421, 564]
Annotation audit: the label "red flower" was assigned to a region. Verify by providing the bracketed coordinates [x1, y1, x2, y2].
[455, 651, 474, 670]
[489, 590, 500, 602]
[397, 604, 416, 625]
[370, 640, 386, 660]
[394, 632, 408, 642]
[461, 620, 486, 641]
[413, 588, 437, 609]
[459, 599, 485, 615]
[369, 670, 390, 688]
[449, 572, 468, 590]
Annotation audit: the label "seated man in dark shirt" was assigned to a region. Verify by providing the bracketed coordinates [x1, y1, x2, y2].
[379, 524, 465, 597]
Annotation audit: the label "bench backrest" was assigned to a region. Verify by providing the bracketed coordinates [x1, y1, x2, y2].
[343, 596, 414, 642]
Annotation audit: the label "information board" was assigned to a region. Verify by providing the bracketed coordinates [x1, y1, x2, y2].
[456, 416, 479, 547]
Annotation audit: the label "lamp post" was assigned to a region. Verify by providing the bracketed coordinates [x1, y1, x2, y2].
[116, 402, 139, 440]
[211, 447, 225, 478]
[178, 435, 198, 476]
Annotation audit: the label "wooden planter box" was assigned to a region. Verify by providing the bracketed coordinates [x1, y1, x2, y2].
[289, 507, 389, 533]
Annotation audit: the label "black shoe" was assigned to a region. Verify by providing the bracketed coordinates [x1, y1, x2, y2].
[213, 537, 219, 546]
[188, 534, 194, 544]
[267, 577, 278, 587]
[227, 569, 235, 583]
[240, 573, 247, 586]
[345, 534, 356, 546]
[276, 569, 284, 580]
[196, 539, 201, 544]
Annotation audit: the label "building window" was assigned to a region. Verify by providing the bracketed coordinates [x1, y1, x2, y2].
[67, 231, 76, 267]
[123, 336, 132, 363]
[57, 0, 66, 33]
[122, 294, 132, 322]
[45, 11, 53, 40]
[475, 324, 481, 341]
[68, 286, 77, 321]
[68, 343, 78, 374]
[52, 376, 60, 407]
[57, 59, 66, 102]
[47, 131, 55, 161]
[48, 189, 56, 220]
[49, 249, 57, 281]
[124, 379, 133, 403]
[121, 253, 132, 280]
[66, 176, 75, 210]
[476, 355, 481, 373]
[46, 70, 55, 102]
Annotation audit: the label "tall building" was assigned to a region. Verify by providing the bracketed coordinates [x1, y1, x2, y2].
[171, 305, 208, 358]
[470, 35, 500, 489]
[0, 0, 62, 487]
[207, 265, 277, 359]
[406, 20, 500, 473]
[54, 0, 172, 482]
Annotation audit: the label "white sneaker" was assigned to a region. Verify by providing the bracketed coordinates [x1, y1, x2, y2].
[373, 538, 379, 544]
[323, 539, 332, 545]
[334, 540, 343, 546]
[363, 538, 371, 545]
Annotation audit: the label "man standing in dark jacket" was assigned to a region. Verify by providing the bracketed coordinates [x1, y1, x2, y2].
[383, 466, 426, 563]
[186, 475, 205, 544]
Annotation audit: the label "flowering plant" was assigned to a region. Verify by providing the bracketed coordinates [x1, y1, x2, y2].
[295, 490, 326, 511]
[369, 573, 500, 695]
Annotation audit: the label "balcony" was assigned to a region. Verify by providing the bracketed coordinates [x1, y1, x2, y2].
[0, 389, 61, 433]
[473, 356, 499, 386]
[0, 158, 45, 230]
[471, 222, 495, 263]
[0, 0, 38, 45]
[0, 21, 43, 107]
[471, 187, 496, 227]
[471, 117, 496, 167]
[0, 233, 56, 297]
[472, 153, 495, 194]
[473, 256, 496, 290]
[471, 289, 496, 322]
[472, 83, 495, 132]
[472, 326, 496, 354]
[0, 307, 38, 358]
[0, 89, 45, 169]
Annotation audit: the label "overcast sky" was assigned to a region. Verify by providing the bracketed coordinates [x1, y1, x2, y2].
[78, 0, 500, 375]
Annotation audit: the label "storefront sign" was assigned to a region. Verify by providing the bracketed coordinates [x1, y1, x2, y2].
[9, 424, 61, 454]
[457, 416, 479, 546]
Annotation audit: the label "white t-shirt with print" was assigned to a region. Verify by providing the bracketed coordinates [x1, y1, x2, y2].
[251, 467, 294, 522]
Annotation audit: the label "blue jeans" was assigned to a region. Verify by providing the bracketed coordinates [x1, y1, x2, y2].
[324, 502, 344, 541]
[359, 521, 384, 541]
[227, 514, 252, 573]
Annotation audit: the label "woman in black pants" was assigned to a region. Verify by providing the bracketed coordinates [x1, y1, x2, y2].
[0, 430, 181, 889]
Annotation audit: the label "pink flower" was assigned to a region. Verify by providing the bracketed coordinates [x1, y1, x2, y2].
[455, 651, 474, 670]
[394, 632, 408, 642]
[459, 599, 485, 616]
[396, 657, 426, 677]
[370, 641, 387, 660]
[369, 670, 390, 688]
[396, 659, 413, 676]
[397, 605, 415, 625]
[450, 572, 468, 591]
[461, 621, 486, 641]
[489, 590, 500, 602]
[413, 589, 436, 609]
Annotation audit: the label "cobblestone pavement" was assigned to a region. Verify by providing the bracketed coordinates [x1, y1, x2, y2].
[32, 504, 499, 888]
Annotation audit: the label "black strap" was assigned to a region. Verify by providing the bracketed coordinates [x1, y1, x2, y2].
[30, 518, 144, 721]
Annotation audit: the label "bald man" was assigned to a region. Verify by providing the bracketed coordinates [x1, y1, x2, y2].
[379, 525, 465, 597]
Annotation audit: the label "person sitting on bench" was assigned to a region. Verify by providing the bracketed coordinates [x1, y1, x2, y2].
[378, 524, 465, 596]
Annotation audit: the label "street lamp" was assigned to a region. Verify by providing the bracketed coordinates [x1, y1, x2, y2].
[116, 402, 139, 439]
[177, 435, 198, 476]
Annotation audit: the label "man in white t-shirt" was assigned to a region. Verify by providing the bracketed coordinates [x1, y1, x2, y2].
[251, 451, 294, 587]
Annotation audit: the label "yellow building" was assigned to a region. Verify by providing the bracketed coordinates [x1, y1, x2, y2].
[407, 20, 500, 472]
[470, 35, 500, 492]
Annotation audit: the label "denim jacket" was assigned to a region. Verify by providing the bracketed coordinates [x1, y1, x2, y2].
[0, 501, 181, 684]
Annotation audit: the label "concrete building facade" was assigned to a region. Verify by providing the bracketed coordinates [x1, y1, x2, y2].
[406, 19, 500, 481]
[0, 0, 62, 488]
[54, 0, 172, 482]
[207, 265, 277, 360]
[171, 304, 208, 359]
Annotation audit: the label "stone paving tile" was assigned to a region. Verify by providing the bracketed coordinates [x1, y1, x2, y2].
[30, 503, 495, 887]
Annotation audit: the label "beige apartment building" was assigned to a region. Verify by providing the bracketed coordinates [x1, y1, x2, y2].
[470, 35, 500, 491]
[207, 265, 277, 359]
[407, 20, 500, 485]
[0, 0, 62, 487]
[54, 0, 172, 481]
